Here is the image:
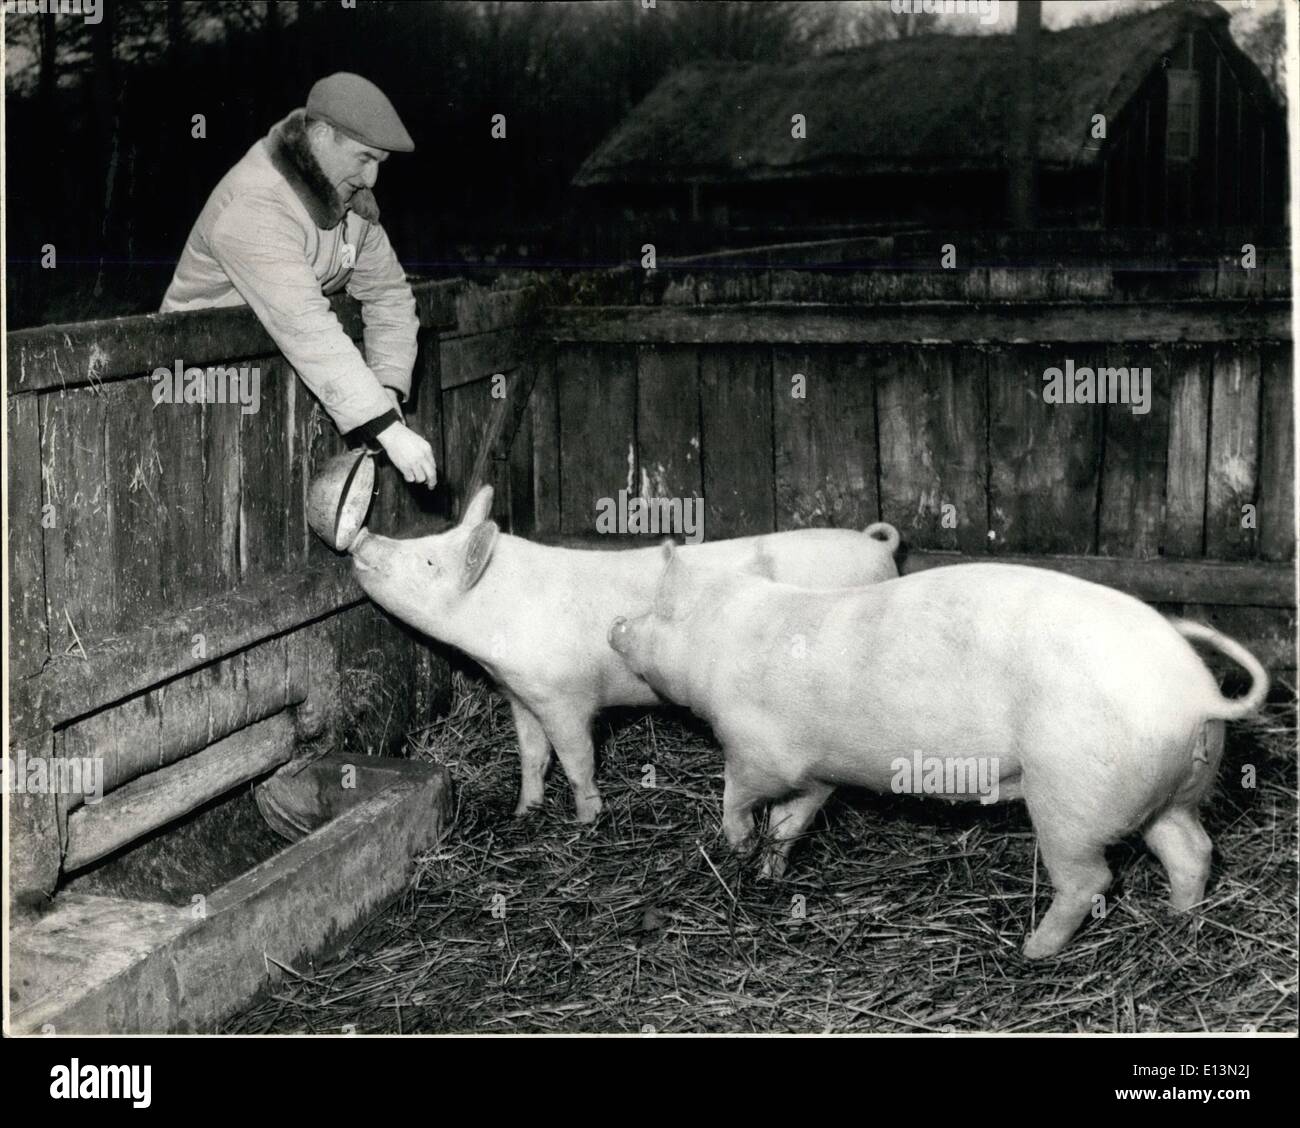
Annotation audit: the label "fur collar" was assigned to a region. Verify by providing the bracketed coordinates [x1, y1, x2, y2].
[267, 109, 380, 229]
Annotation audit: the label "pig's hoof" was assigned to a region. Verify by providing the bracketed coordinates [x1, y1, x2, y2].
[1021, 932, 1065, 960]
[574, 797, 604, 824]
[513, 801, 542, 818]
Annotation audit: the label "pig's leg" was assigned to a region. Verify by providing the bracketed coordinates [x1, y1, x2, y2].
[1022, 824, 1113, 960]
[537, 706, 603, 823]
[1142, 805, 1212, 911]
[507, 694, 553, 817]
[760, 785, 834, 879]
[720, 760, 769, 854]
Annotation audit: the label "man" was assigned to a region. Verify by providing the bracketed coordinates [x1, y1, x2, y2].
[162, 73, 437, 487]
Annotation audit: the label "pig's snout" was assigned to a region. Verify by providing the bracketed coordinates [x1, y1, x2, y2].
[608, 617, 631, 652]
[348, 528, 379, 572]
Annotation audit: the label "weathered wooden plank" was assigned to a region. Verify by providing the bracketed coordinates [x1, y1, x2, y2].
[1205, 347, 1261, 559]
[154, 377, 208, 613]
[558, 344, 636, 536]
[5, 281, 460, 394]
[6, 732, 62, 913]
[1257, 342, 1295, 562]
[204, 396, 243, 592]
[439, 326, 528, 391]
[988, 346, 1102, 554]
[442, 376, 501, 522]
[240, 356, 291, 579]
[900, 551, 1294, 608]
[400, 325, 447, 535]
[530, 347, 560, 535]
[699, 346, 774, 539]
[1098, 346, 1172, 558]
[450, 284, 534, 336]
[507, 385, 535, 536]
[8, 556, 359, 743]
[63, 713, 296, 874]
[7, 393, 49, 677]
[104, 379, 164, 632]
[546, 301, 1290, 346]
[877, 346, 987, 553]
[60, 689, 161, 804]
[1164, 346, 1213, 558]
[40, 388, 116, 646]
[636, 345, 701, 503]
[773, 346, 878, 531]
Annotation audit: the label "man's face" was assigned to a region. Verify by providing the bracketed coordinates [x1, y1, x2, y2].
[309, 123, 387, 200]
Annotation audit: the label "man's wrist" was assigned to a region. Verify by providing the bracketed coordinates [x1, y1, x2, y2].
[343, 407, 402, 446]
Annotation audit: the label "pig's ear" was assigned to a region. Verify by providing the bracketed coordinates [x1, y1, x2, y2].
[462, 520, 499, 591]
[459, 485, 494, 528]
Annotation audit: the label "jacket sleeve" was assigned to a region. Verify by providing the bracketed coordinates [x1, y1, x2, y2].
[208, 192, 398, 437]
[346, 219, 419, 401]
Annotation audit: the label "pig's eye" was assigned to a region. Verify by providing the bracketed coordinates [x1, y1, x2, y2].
[426, 559, 435, 567]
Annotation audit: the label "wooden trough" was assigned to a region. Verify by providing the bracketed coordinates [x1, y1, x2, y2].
[10, 752, 452, 1034]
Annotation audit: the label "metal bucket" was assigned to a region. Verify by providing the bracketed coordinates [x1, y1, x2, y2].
[306, 450, 376, 551]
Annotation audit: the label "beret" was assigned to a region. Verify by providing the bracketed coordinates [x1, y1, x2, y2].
[306, 72, 414, 153]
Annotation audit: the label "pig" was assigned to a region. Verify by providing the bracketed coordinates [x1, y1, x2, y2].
[347, 485, 900, 822]
[606, 546, 1269, 958]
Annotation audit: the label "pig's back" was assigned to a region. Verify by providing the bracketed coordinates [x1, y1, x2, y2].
[688, 527, 896, 586]
[839, 563, 1223, 728]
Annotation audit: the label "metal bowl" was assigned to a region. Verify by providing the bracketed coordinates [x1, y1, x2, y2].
[306, 450, 376, 551]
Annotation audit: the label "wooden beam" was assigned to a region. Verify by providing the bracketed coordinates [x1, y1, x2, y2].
[547, 301, 1290, 347]
[900, 550, 1293, 608]
[9, 557, 360, 742]
[6, 282, 461, 395]
[62, 712, 296, 874]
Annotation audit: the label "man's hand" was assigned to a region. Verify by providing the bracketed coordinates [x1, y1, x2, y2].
[377, 421, 437, 488]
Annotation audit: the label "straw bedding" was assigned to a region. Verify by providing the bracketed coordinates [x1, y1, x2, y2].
[225, 670, 1297, 1034]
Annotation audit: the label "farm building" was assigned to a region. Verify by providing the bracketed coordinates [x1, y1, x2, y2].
[572, 1, 1287, 235]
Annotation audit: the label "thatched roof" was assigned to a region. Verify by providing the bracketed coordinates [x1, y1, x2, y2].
[574, 2, 1272, 187]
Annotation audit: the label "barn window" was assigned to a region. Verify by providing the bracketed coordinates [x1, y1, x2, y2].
[1166, 70, 1200, 161]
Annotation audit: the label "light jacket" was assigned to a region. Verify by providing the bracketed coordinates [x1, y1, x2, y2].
[161, 110, 417, 439]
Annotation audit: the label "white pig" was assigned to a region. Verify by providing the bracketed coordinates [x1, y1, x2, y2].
[606, 545, 1268, 958]
[347, 486, 900, 821]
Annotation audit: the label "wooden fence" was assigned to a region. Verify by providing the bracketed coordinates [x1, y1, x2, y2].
[6, 239, 1295, 913]
[5, 278, 538, 908]
[508, 254, 1295, 675]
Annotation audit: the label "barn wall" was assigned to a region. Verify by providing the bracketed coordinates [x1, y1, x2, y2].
[5, 279, 534, 907]
[518, 255, 1294, 677]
